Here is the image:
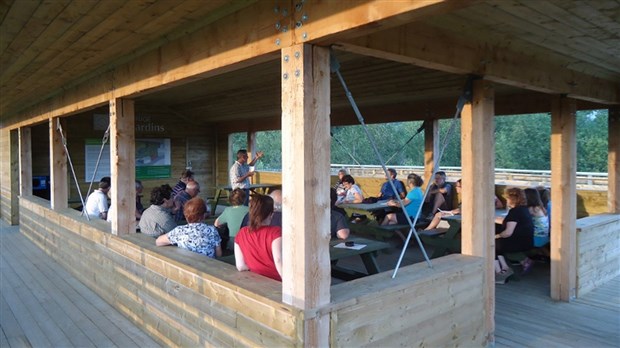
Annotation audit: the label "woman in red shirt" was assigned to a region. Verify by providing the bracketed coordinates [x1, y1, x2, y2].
[234, 194, 283, 281]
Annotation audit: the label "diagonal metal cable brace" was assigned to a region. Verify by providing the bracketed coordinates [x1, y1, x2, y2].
[330, 131, 362, 166]
[57, 119, 90, 221]
[330, 50, 433, 270]
[81, 124, 110, 217]
[385, 120, 426, 165]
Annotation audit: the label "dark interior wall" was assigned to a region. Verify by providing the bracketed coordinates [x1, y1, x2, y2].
[58, 106, 215, 206]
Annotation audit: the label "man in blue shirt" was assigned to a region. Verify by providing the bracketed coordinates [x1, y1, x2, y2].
[378, 168, 406, 200]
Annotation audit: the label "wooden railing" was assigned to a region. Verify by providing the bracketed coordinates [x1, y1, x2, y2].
[329, 164, 608, 189]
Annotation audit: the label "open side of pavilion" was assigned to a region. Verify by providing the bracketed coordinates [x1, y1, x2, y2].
[1, 1, 619, 346]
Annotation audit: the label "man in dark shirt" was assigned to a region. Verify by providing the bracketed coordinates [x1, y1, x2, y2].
[423, 171, 453, 218]
[377, 168, 406, 200]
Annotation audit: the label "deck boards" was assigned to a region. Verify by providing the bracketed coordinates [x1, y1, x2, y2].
[0, 221, 160, 348]
[495, 262, 620, 348]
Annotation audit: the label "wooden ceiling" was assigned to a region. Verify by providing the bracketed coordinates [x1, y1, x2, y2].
[1, 0, 618, 128]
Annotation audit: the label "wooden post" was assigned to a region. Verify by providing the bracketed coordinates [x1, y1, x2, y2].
[49, 118, 68, 209]
[609, 107, 619, 213]
[424, 119, 440, 189]
[248, 131, 257, 183]
[110, 98, 136, 235]
[10, 130, 20, 224]
[550, 96, 577, 302]
[19, 127, 32, 196]
[281, 44, 331, 346]
[460, 79, 495, 344]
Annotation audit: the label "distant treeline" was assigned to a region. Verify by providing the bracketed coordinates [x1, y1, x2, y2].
[232, 110, 609, 173]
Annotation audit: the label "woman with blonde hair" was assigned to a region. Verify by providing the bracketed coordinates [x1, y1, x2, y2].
[234, 194, 283, 281]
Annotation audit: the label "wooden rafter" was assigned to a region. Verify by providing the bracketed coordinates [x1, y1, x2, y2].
[335, 22, 620, 104]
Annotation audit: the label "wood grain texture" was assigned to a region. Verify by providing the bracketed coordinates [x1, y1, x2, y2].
[550, 96, 578, 301]
[18, 195, 303, 347]
[460, 79, 495, 344]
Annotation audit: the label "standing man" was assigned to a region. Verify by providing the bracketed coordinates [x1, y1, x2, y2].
[230, 149, 264, 205]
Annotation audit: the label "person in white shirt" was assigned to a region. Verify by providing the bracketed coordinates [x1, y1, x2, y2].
[84, 180, 110, 220]
[229, 149, 264, 205]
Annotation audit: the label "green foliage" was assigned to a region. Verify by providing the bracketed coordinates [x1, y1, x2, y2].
[230, 109, 609, 173]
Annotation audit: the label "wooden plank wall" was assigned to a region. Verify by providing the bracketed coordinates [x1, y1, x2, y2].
[18, 196, 303, 346]
[0, 128, 19, 224]
[329, 254, 486, 347]
[34, 107, 217, 207]
[575, 214, 620, 297]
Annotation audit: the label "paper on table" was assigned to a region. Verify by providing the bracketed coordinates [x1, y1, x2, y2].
[333, 243, 366, 250]
[438, 208, 454, 216]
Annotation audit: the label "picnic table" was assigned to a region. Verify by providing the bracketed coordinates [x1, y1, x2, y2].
[339, 201, 421, 241]
[420, 209, 509, 258]
[211, 183, 281, 213]
[218, 235, 391, 281]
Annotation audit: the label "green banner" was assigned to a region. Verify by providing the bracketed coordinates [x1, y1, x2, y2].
[136, 165, 171, 179]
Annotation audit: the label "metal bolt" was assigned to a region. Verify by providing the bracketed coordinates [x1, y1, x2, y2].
[274, 6, 279, 13]
[301, 13, 308, 22]
[275, 38, 281, 46]
[302, 32, 308, 40]
[295, 69, 300, 77]
[284, 55, 289, 62]
[282, 25, 288, 33]
[275, 21, 281, 30]
[283, 73, 289, 80]
[296, 21, 303, 28]
[282, 8, 288, 16]
[295, 2, 303, 11]
[294, 51, 300, 59]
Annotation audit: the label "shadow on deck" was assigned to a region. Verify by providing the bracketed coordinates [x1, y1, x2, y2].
[1, 218, 618, 347]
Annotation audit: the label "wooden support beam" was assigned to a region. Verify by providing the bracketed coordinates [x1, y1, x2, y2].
[18, 127, 32, 196]
[9, 130, 19, 224]
[550, 96, 577, 302]
[423, 119, 439, 190]
[460, 79, 495, 344]
[336, 23, 619, 104]
[280, 44, 330, 346]
[49, 117, 68, 209]
[609, 106, 619, 213]
[110, 98, 136, 235]
[4, 1, 480, 129]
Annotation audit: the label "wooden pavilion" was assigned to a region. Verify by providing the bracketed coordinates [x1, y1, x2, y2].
[1, 1, 618, 346]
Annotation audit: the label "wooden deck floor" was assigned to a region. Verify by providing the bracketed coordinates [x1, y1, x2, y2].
[494, 261, 620, 347]
[1, 218, 618, 347]
[0, 220, 160, 348]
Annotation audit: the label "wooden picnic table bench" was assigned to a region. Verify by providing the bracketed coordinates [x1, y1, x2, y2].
[218, 235, 391, 281]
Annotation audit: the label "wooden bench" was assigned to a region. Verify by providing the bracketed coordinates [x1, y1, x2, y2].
[219, 236, 392, 281]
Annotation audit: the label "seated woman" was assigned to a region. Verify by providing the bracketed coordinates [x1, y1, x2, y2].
[156, 197, 222, 258]
[525, 188, 549, 247]
[333, 169, 348, 203]
[495, 187, 535, 275]
[338, 174, 364, 204]
[139, 184, 176, 237]
[234, 194, 283, 281]
[424, 179, 462, 230]
[382, 173, 424, 225]
[214, 188, 249, 251]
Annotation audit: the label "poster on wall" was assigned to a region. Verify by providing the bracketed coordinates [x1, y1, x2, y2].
[135, 138, 171, 179]
[84, 138, 171, 181]
[85, 139, 111, 182]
